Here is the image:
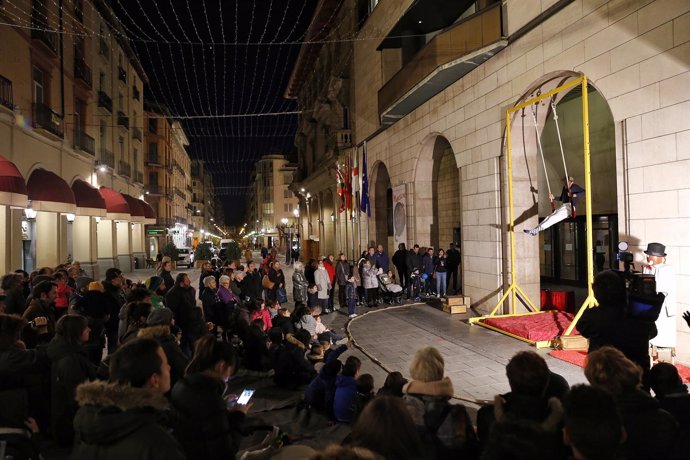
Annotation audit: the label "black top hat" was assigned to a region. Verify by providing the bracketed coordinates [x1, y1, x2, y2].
[644, 242, 666, 257]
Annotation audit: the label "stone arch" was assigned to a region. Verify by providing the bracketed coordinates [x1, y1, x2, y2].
[508, 71, 618, 304]
[413, 134, 461, 250]
[370, 160, 392, 254]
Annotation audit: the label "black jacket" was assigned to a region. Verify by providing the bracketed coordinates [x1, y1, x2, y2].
[272, 315, 295, 336]
[72, 381, 185, 460]
[336, 260, 350, 286]
[406, 249, 423, 273]
[46, 335, 98, 446]
[445, 248, 460, 268]
[165, 285, 196, 336]
[101, 281, 125, 331]
[21, 298, 56, 349]
[170, 372, 245, 460]
[578, 303, 657, 372]
[160, 270, 175, 296]
[136, 326, 189, 388]
[272, 341, 315, 389]
[244, 270, 263, 301]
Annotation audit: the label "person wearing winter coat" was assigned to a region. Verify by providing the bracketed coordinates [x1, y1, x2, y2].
[361, 260, 379, 307]
[314, 260, 331, 313]
[292, 261, 309, 307]
[72, 282, 109, 364]
[170, 336, 249, 460]
[392, 243, 408, 291]
[117, 288, 152, 344]
[249, 301, 272, 332]
[433, 249, 448, 298]
[403, 347, 477, 460]
[267, 262, 286, 303]
[46, 315, 98, 446]
[333, 356, 362, 423]
[136, 308, 189, 389]
[335, 254, 350, 310]
[421, 248, 435, 296]
[272, 329, 316, 389]
[165, 273, 198, 352]
[374, 244, 389, 273]
[157, 259, 175, 296]
[305, 359, 342, 417]
[325, 255, 337, 311]
[198, 262, 217, 299]
[72, 338, 185, 460]
[22, 281, 57, 349]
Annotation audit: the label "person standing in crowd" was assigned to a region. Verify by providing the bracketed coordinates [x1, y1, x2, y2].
[325, 255, 337, 312]
[72, 338, 185, 459]
[2, 273, 26, 316]
[267, 261, 285, 304]
[292, 261, 309, 309]
[315, 260, 331, 313]
[102, 268, 126, 354]
[165, 273, 197, 353]
[446, 242, 460, 295]
[157, 259, 175, 296]
[642, 242, 677, 360]
[361, 259, 379, 307]
[434, 249, 448, 298]
[336, 253, 350, 310]
[422, 247, 435, 296]
[406, 244, 423, 299]
[22, 280, 58, 349]
[392, 243, 408, 291]
[374, 244, 389, 274]
[46, 314, 97, 446]
[244, 260, 263, 302]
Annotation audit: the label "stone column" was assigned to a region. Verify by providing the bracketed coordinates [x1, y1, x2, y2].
[116, 221, 133, 272]
[35, 211, 61, 268]
[97, 219, 118, 272]
[73, 215, 98, 279]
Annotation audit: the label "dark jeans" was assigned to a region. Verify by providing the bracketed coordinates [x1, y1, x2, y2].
[395, 265, 408, 290]
[328, 283, 335, 310]
[447, 265, 459, 293]
[338, 284, 347, 309]
[365, 288, 378, 306]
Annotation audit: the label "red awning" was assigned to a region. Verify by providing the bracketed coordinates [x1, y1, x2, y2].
[26, 168, 76, 213]
[122, 194, 145, 223]
[139, 199, 157, 224]
[99, 187, 130, 220]
[71, 179, 107, 217]
[0, 155, 28, 207]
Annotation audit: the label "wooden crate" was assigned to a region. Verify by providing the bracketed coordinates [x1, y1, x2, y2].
[446, 295, 470, 306]
[442, 303, 467, 314]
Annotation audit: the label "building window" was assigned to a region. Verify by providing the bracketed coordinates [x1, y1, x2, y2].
[148, 142, 157, 159]
[148, 118, 157, 133]
[33, 66, 44, 104]
[284, 190, 291, 199]
[262, 203, 274, 215]
[99, 71, 105, 92]
[118, 136, 124, 157]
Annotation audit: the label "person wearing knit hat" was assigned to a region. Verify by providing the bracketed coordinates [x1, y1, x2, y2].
[69, 276, 94, 307]
[145, 276, 166, 309]
[87, 281, 104, 292]
[147, 308, 174, 327]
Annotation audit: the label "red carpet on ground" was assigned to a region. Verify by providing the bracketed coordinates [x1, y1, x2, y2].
[481, 311, 579, 342]
[550, 349, 690, 383]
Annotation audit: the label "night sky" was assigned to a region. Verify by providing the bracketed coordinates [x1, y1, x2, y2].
[110, 0, 318, 225]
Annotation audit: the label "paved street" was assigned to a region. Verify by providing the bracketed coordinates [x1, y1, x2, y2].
[122, 253, 588, 407]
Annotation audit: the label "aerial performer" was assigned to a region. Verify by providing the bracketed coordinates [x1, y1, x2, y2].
[523, 176, 584, 236]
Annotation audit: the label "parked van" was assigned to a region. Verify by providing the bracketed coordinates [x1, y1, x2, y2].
[177, 247, 194, 268]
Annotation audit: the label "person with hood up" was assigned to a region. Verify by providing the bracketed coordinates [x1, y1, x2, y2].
[46, 314, 98, 446]
[71, 338, 185, 459]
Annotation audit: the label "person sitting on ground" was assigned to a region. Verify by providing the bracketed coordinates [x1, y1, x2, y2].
[249, 299, 272, 332]
[584, 346, 679, 460]
[137, 308, 188, 389]
[649, 362, 690, 433]
[403, 346, 477, 459]
[296, 306, 319, 341]
[376, 371, 408, 398]
[305, 359, 343, 418]
[120, 302, 153, 345]
[562, 384, 626, 460]
[266, 299, 280, 319]
[242, 319, 270, 372]
[272, 307, 295, 336]
[524, 176, 585, 236]
[482, 418, 559, 460]
[230, 270, 245, 298]
[333, 356, 362, 423]
[348, 395, 427, 460]
[272, 329, 316, 389]
[198, 262, 216, 300]
[170, 335, 250, 460]
[476, 351, 567, 456]
[201, 275, 222, 328]
[355, 373, 375, 416]
[46, 314, 98, 446]
[72, 338, 185, 459]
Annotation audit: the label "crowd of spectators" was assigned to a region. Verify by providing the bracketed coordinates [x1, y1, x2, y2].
[0, 257, 689, 460]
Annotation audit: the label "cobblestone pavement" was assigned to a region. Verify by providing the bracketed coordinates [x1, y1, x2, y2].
[123, 252, 588, 406]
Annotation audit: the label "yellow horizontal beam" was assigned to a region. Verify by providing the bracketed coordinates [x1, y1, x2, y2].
[509, 75, 584, 114]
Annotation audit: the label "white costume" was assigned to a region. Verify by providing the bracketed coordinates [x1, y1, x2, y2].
[644, 263, 677, 348]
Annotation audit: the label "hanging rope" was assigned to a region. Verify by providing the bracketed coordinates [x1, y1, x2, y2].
[530, 105, 554, 211]
[551, 100, 575, 217]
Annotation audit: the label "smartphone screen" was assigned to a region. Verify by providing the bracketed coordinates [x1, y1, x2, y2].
[236, 389, 255, 405]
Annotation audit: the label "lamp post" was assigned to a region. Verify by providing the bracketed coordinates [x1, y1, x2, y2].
[281, 217, 291, 264]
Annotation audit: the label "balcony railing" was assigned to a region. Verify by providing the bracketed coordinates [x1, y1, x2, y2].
[0, 75, 13, 110]
[134, 170, 144, 184]
[74, 57, 92, 87]
[98, 91, 112, 112]
[99, 147, 114, 168]
[118, 66, 127, 83]
[118, 160, 131, 177]
[73, 128, 95, 155]
[31, 28, 58, 55]
[378, 2, 503, 120]
[336, 129, 352, 149]
[146, 153, 163, 166]
[117, 111, 129, 129]
[131, 126, 142, 141]
[32, 103, 64, 138]
[99, 38, 109, 58]
[148, 185, 171, 197]
[132, 85, 140, 101]
[174, 187, 186, 199]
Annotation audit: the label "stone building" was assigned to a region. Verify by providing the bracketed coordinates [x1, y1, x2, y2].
[289, 0, 690, 360]
[0, 0, 151, 277]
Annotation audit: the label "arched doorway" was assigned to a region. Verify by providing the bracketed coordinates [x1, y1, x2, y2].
[371, 161, 392, 254]
[414, 135, 462, 250]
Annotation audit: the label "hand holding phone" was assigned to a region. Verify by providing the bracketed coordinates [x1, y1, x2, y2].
[236, 389, 255, 405]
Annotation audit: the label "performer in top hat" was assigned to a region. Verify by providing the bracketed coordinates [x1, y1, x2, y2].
[643, 242, 677, 355]
[524, 176, 585, 236]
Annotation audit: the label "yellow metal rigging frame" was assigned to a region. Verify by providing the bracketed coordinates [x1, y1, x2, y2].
[469, 74, 597, 348]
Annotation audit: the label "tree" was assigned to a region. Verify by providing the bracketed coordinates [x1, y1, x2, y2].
[195, 243, 213, 261]
[225, 240, 242, 262]
[162, 242, 179, 260]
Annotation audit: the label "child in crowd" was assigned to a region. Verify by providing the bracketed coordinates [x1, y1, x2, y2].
[333, 356, 362, 423]
[249, 300, 272, 332]
[266, 300, 280, 319]
[356, 373, 375, 417]
[346, 276, 358, 318]
[272, 307, 295, 336]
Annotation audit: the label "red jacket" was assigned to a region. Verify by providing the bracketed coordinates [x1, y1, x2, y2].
[325, 261, 336, 284]
[250, 308, 272, 332]
[55, 281, 73, 309]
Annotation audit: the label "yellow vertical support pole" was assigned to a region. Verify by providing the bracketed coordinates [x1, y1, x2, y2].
[505, 109, 517, 314]
[582, 77, 594, 299]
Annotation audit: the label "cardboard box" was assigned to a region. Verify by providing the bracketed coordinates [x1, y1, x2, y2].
[445, 295, 470, 306]
[442, 303, 467, 314]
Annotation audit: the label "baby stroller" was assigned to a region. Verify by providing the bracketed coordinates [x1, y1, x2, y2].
[377, 273, 404, 305]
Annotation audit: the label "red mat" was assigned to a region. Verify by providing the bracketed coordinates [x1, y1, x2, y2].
[550, 349, 690, 383]
[481, 311, 579, 342]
